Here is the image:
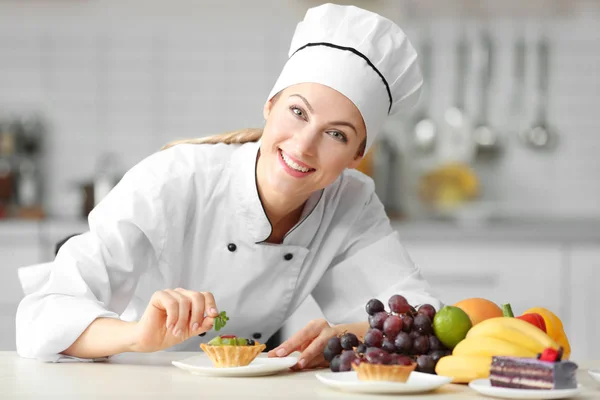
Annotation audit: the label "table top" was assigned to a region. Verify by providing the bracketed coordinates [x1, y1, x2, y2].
[1, 351, 599, 399]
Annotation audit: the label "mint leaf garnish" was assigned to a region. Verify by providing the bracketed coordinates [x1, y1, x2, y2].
[214, 311, 229, 332]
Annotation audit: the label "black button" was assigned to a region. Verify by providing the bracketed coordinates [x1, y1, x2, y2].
[227, 243, 237, 252]
[284, 253, 293, 261]
[198, 332, 206, 337]
[252, 332, 262, 339]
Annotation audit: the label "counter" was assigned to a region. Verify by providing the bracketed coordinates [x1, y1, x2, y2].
[2, 217, 600, 245]
[1, 352, 598, 399]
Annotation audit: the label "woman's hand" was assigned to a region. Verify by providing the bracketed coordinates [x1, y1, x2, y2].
[267, 318, 338, 370]
[132, 288, 220, 353]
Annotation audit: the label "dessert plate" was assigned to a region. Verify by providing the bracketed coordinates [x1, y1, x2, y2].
[172, 354, 298, 377]
[469, 379, 583, 399]
[588, 368, 600, 383]
[315, 371, 452, 394]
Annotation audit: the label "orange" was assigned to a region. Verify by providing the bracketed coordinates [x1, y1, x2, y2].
[523, 307, 571, 359]
[453, 298, 504, 326]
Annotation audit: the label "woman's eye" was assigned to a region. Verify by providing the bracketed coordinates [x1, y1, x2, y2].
[328, 131, 348, 143]
[290, 106, 305, 118]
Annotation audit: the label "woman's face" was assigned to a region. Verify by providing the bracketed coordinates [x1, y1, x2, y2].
[258, 83, 367, 200]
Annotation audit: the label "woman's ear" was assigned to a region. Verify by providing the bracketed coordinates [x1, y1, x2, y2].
[348, 155, 364, 170]
[263, 99, 274, 120]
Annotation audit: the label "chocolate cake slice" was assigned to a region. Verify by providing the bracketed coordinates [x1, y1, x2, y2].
[490, 355, 578, 390]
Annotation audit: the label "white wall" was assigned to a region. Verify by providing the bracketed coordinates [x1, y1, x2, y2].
[0, 0, 599, 218]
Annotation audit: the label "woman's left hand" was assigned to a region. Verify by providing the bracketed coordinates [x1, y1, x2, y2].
[267, 318, 338, 370]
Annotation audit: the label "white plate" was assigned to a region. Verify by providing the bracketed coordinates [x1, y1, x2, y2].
[588, 369, 600, 383]
[172, 354, 298, 377]
[315, 371, 452, 394]
[469, 379, 583, 399]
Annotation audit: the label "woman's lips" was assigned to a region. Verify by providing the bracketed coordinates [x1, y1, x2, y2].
[278, 149, 315, 178]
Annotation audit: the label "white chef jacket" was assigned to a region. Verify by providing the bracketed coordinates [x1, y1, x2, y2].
[16, 140, 441, 361]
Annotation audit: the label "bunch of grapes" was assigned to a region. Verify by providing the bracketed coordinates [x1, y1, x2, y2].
[323, 294, 451, 374]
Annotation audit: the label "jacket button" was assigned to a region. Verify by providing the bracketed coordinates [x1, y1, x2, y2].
[252, 332, 262, 339]
[198, 332, 206, 337]
[284, 253, 293, 261]
[227, 243, 237, 252]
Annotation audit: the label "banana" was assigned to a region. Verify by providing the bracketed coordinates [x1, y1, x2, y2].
[435, 355, 491, 383]
[467, 322, 547, 354]
[468, 317, 559, 351]
[453, 336, 537, 358]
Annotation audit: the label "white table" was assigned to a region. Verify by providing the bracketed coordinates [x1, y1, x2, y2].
[1, 351, 599, 399]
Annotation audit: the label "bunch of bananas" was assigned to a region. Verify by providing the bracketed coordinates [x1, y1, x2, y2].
[435, 317, 560, 383]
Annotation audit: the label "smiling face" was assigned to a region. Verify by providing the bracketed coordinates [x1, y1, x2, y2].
[257, 83, 367, 202]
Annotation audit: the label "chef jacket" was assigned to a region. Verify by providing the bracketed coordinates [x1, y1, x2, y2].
[16, 140, 441, 361]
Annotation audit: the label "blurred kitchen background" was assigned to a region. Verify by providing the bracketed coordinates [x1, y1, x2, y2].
[1, 0, 599, 359]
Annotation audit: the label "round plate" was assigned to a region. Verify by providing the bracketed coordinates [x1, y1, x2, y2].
[588, 369, 600, 383]
[315, 371, 452, 394]
[172, 354, 298, 377]
[468, 379, 583, 399]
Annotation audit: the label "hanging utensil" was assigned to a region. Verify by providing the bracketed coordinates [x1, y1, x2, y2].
[473, 30, 502, 160]
[510, 35, 527, 138]
[411, 35, 437, 155]
[521, 36, 559, 150]
[439, 31, 475, 164]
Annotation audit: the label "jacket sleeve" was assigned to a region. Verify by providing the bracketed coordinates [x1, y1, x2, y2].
[311, 189, 443, 326]
[15, 150, 185, 361]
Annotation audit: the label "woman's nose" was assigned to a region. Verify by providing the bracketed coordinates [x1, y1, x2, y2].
[292, 127, 319, 156]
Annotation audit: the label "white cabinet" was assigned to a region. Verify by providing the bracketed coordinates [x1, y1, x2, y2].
[401, 242, 565, 318]
[567, 245, 600, 362]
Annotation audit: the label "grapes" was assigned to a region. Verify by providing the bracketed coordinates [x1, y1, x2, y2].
[383, 315, 403, 339]
[414, 314, 433, 335]
[428, 335, 444, 352]
[339, 350, 358, 372]
[388, 294, 411, 314]
[416, 354, 436, 374]
[323, 346, 336, 362]
[401, 314, 414, 333]
[330, 354, 342, 372]
[418, 304, 436, 321]
[394, 331, 413, 354]
[327, 337, 343, 355]
[381, 337, 396, 354]
[391, 354, 414, 366]
[340, 333, 359, 350]
[409, 330, 422, 340]
[364, 329, 384, 348]
[365, 348, 391, 365]
[356, 343, 367, 354]
[413, 335, 430, 354]
[368, 311, 388, 330]
[429, 349, 448, 363]
[365, 298, 385, 315]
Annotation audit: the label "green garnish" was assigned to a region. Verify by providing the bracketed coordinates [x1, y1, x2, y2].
[214, 311, 229, 331]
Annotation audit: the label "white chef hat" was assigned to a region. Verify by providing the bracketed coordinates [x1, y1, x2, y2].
[267, 3, 423, 151]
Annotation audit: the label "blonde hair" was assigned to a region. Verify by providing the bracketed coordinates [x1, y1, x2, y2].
[161, 128, 263, 151]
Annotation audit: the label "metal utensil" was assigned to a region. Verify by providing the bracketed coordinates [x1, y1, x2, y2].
[473, 30, 502, 160]
[521, 37, 558, 150]
[411, 36, 437, 154]
[440, 31, 475, 163]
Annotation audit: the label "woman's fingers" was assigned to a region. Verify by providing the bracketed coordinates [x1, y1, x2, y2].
[269, 319, 329, 358]
[172, 289, 218, 334]
[165, 290, 191, 336]
[295, 328, 334, 369]
[150, 291, 179, 332]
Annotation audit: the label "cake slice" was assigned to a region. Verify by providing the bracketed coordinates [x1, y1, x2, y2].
[490, 348, 578, 390]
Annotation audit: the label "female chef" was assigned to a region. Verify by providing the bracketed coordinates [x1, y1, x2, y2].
[16, 3, 441, 369]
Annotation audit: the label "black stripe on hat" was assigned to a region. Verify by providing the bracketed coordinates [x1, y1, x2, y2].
[292, 42, 392, 114]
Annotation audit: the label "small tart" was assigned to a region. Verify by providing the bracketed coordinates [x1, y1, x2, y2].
[351, 361, 417, 382]
[200, 341, 266, 368]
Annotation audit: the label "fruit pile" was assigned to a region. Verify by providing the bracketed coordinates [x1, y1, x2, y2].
[324, 295, 451, 374]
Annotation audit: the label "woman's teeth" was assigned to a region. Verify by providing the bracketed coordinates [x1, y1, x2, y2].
[281, 151, 311, 173]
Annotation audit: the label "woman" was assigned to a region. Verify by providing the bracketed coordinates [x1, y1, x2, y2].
[16, 3, 441, 369]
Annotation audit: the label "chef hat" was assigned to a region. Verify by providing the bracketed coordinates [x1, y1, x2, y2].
[267, 3, 423, 151]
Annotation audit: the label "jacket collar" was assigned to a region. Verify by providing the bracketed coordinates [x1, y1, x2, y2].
[230, 141, 325, 247]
